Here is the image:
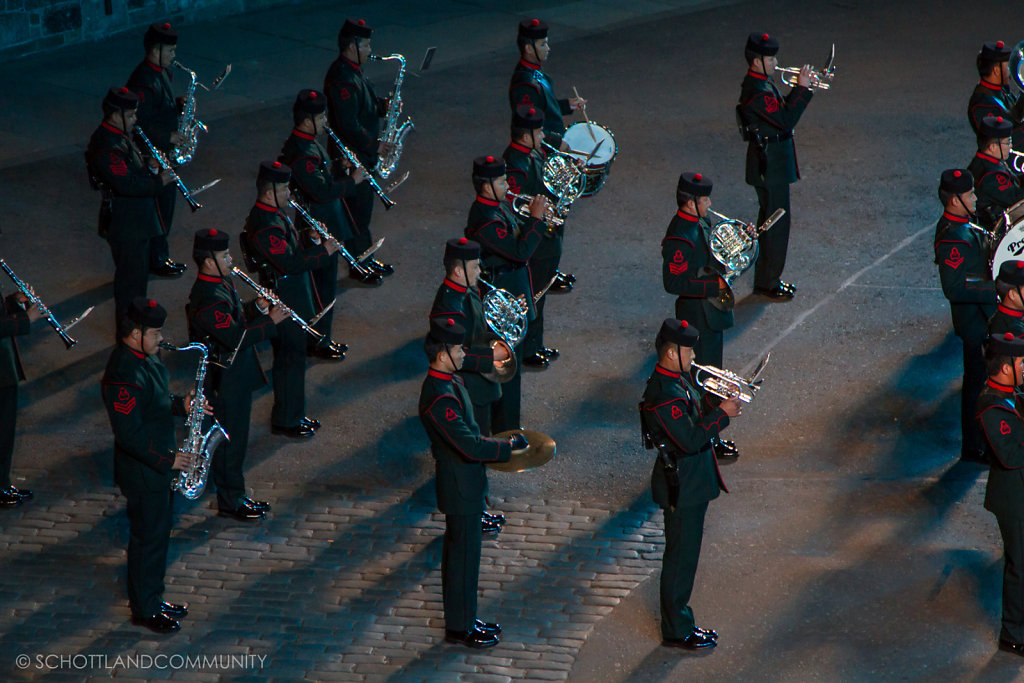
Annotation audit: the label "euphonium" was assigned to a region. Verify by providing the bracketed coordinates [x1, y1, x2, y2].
[369, 53, 414, 180]
[691, 353, 770, 404]
[161, 342, 229, 500]
[170, 60, 207, 166]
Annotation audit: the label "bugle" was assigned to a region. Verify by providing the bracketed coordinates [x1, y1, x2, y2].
[0, 258, 89, 349]
[134, 126, 204, 211]
[230, 267, 323, 340]
[691, 353, 770, 403]
[287, 199, 376, 280]
[778, 43, 836, 90]
[323, 125, 396, 210]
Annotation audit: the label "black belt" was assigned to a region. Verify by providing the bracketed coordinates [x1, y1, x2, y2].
[759, 130, 793, 144]
[658, 443, 713, 462]
[487, 264, 524, 276]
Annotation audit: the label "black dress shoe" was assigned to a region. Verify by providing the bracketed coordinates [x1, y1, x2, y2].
[662, 630, 717, 650]
[1000, 639, 1024, 656]
[960, 448, 989, 464]
[150, 260, 187, 278]
[0, 485, 32, 506]
[713, 439, 739, 462]
[522, 353, 549, 369]
[445, 627, 499, 648]
[367, 259, 395, 276]
[754, 281, 796, 300]
[475, 619, 502, 635]
[349, 266, 383, 286]
[301, 417, 321, 430]
[482, 510, 506, 525]
[550, 281, 573, 294]
[132, 612, 180, 634]
[556, 271, 576, 284]
[694, 625, 718, 639]
[538, 347, 560, 360]
[482, 517, 503, 535]
[242, 497, 271, 512]
[307, 342, 346, 361]
[271, 423, 316, 439]
[218, 499, 266, 521]
[160, 601, 188, 618]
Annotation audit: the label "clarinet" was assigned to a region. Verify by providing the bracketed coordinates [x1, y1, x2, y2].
[287, 199, 376, 279]
[230, 267, 322, 340]
[134, 126, 202, 211]
[323, 125, 396, 209]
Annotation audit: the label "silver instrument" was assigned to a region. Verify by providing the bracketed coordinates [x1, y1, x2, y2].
[0, 259, 91, 349]
[287, 199, 376, 280]
[505, 190, 563, 227]
[477, 278, 528, 348]
[778, 43, 836, 91]
[169, 61, 207, 166]
[539, 141, 587, 217]
[324, 125, 396, 210]
[1008, 149, 1024, 174]
[533, 272, 560, 305]
[161, 342, 228, 500]
[1010, 40, 1024, 92]
[230, 267, 323, 340]
[369, 53, 414, 179]
[692, 353, 770, 404]
[134, 125, 204, 211]
[703, 208, 786, 312]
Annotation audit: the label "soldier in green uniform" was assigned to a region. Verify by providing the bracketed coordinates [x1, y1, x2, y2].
[101, 297, 204, 634]
[935, 168, 998, 463]
[968, 41, 1024, 148]
[737, 32, 813, 301]
[86, 87, 173, 328]
[430, 237, 508, 534]
[243, 160, 339, 439]
[125, 21, 187, 278]
[640, 319, 740, 650]
[969, 115, 1024, 230]
[991, 261, 1024, 337]
[465, 155, 547, 433]
[323, 17, 393, 284]
[187, 228, 285, 520]
[0, 282, 41, 506]
[280, 88, 371, 359]
[976, 332, 1024, 656]
[418, 316, 523, 648]
[505, 105, 565, 369]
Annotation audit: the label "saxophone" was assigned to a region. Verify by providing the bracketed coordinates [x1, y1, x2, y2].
[170, 60, 208, 166]
[369, 53, 414, 179]
[161, 342, 229, 500]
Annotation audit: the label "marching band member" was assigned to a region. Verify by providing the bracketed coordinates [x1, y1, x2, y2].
[737, 32, 813, 301]
[125, 22, 187, 278]
[968, 115, 1024, 230]
[187, 228, 285, 520]
[0, 279, 41, 507]
[935, 169, 997, 463]
[990, 261, 1024, 337]
[968, 41, 1024, 147]
[323, 18, 393, 284]
[640, 319, 740, 651]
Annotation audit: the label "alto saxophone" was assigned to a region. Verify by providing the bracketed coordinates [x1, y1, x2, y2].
[170, 61, 208, 166]
[369, 53, 414, 179]
[161, 342, 229, 500]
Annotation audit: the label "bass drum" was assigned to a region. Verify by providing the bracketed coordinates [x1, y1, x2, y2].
[990, 199, 1024, 278]
[562, 122, 618, 197]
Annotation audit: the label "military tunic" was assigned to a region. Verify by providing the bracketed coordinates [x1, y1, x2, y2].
[990, 304, 1024, 337]
[419, 368, 511, 632]
[641, 364, 729, 640]
[737, 69, 813, 290]
[935, 211, 999, 454]
[187, 272, 277, 510]
[968, 81, 1024, 148]
[0, 290, 29, 489]
[968, 151, 1024, 230]
[509, 58, 572, 149]
[100, 344, 185, 618]
[243, 201, 331, 428]
[661, 210, 735, 368]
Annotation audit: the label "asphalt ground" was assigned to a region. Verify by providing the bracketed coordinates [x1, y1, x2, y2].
[0, 0, 1022, 680]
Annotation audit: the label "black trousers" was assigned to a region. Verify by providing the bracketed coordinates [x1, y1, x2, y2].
[122, 487, 173, 618]
[270, 319, 306, 428]
[311, 252, 339, 345]
[962, 337, 987, 454]
[491, 341, 524, 433]
[752, 183, 792, 290]
[675, 298, 723, 369]
[443, 513, 482, 632]
[997, 514, 1024, 644]
[472, 400, 494, 438]
[108, 238, 151, 328]
[150, 184, 176, 267]
[210, 386, 253, 511]
[660, 501, 708, 640]
[344, 182, 375, 256]
[0, 383, 17, 488]
[524, 253, 559, 356]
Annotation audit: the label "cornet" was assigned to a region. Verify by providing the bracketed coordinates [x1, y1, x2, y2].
[505, 190, 564, 227]
[1009, 149, 1024, 174]
[691, 353, 770, 403]
[777, 43, 835, 91]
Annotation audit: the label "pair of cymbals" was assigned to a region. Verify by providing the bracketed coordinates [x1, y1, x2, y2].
[489, 429, 555, 473]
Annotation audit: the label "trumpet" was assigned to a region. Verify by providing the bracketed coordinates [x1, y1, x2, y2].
[230, 267, 323, 340]
[0, 259, 90, 349]
[287, 199, 377, 280]
[323, 125, 396, 210]
[505, 190, 564, 227]
[691, 353, 770, 403]
[778, 43, 835, 90]
[134, 126, 203, 211]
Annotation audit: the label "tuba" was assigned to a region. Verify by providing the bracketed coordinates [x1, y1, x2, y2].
[170, 61, 207, 166]
[369, 53, 414, 180]
[161, 342, 229, 500]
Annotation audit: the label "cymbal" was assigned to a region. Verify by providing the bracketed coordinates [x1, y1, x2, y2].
[489, 429, 556, 473]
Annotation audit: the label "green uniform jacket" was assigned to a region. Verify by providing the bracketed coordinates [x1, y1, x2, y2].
[737, 70, 813, 186]
[504, 141, 561, 261]
[324, 55, 385, 168]
[101, 345, 184, 493]
[977, 379, 1024, 518]
[934, 211, 998, 344]
[419, 369, 511, 515]
[641, 364, 728, 509]
[243, 201, 332, 320]
[662, 210, 734, 333]
[279, 130, 357, 242]
[430, 279, 501, 405]
[968, 81, 1024, 147]
[968, 151, 1024, 229]
[126, 60, 178, 150]
[465, 196, 545, 321]
[509, 58, 572, 149]
[990, 304, 1024, 337]
[86, 122, 164, 242]
[187, 272, 276, 393]
[0, 291, 29, 388]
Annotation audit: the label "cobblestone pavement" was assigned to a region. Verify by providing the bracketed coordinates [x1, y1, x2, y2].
[1, 482, 664, 681]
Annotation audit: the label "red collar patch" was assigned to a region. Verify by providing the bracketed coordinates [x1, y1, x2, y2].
[255, 201, 279, 213]
[998, 304, 1024, 318]
[509, 141, 532, 154]
[748, 69, 768, 81]
[979, 80, 1002, 91]
[941, 211, 968, 224]
[676, 209, 698, 222]
[655, 364, 681, 379]
[518, 57, 541, 71]
[197, 273, 222, 283]
[987, 378, 1015, 393]
[293, 128, 316, 141]
[476, 195, 500, 207]
[443, 278, 467, 293]
[428, 368, 453, 381]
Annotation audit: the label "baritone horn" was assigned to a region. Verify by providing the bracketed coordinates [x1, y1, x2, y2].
[778, 43, 835, 90]
[691, 353, 770, 403]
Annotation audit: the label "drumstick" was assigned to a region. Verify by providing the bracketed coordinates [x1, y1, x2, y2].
[573, 86, 596, 143]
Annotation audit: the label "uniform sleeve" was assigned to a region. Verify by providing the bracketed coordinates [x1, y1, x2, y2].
[743, 85, 812, 131]
[969, 97, 1010, 135]
[101, 380, 177, 473]
[291, 154, 355, 202]
[505, 166, 529, 197]
[423, 394, 511, 463]
[0, 295, 30, 338]
[128, 84, 179, 150]
[935, 238, 998, 304]
[645, 397, 730, 454]
[510, 80, 544, 115]
[662, 237, 719, 298]
[325, 76, 378, 157]
[979, 404, 1024, 468]
[557, 98, 572, 116]
[190, 299, 264, 353]
[248, 223, 332, 276]
[978, 171, 1024, 212]
[91, 145, 163, 198]
[470, 216, 544, 263]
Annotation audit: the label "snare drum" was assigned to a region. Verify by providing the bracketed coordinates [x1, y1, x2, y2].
[562, 121, 618, 197]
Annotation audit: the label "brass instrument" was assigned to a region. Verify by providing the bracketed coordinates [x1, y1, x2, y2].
[488, 429, 556, 473]
[323, 125, 396, 209]
[477, 278, 528, 348]
[778, 43, 836, 91]
[1009, 149, 1024, 174]
[505, 190, 563, 227]
[704, 208, 786, 312]
[692, 353, 770, 403]
[161, 342, 228, 500]
[540, 140, 587, 215]
[134, 126, 203, 211]
[230, 267, 323, 340]
[369, 53, 414, 180]
[0, 259, 91, 349]
[287, 199, 377, 280]
[1010, 40, 1024, 92]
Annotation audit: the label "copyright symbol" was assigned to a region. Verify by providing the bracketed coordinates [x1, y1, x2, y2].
[15, 654, 29, 669]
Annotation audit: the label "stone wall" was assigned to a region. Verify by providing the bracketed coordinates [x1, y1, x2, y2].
[0, 0, 303, 61]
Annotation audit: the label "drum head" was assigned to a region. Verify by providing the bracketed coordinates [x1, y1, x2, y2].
[563, 122, 616, 166]
[991, 218, 1024, 278]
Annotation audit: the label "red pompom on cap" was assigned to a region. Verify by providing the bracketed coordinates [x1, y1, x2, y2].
[762, 33, 770, 40]
[954, 170, 962, 177]
[531, 18, 540, 26]
[147, 300, 157, 308]
[528, 107, 536, 115]
[273, 161, 282, 168]
[680, 320, 688, 328]
[1016, 260, 1024, 268]
[486, 156, 494, 163]
[207, 229, 217, 236]
[119, 87, 129, 94]
[357, 19, 365, 25]
[446, 318, 455, 327]
[162, 23, 171, 30]
[997, 41, 1005, 49]
[458, 237, 468, 244]
[694, 173, 703, 181]
[998, 116, 1004, 122]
